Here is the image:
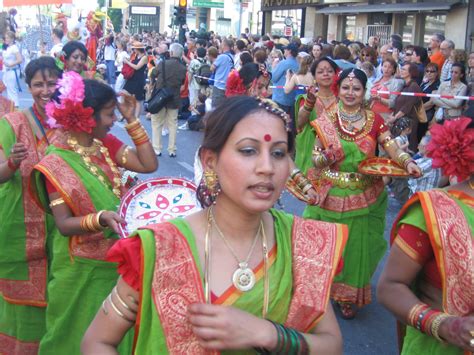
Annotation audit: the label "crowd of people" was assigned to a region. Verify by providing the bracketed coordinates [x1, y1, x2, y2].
[0, 21, 473, 355]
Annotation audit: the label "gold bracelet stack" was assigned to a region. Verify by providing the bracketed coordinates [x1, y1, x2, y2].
[125, 120, 149, 146]
[49, 197, 65, 208]
[80, 210, 107, 233]
[397, 152, 414, 169]
[290, 168, 313, 192]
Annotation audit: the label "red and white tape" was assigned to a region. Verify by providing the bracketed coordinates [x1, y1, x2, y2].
[371, 90, 474, 101]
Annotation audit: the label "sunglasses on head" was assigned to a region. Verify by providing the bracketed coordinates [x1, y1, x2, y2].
[425, 70, 437, 73]
[405, 52, 413, 56]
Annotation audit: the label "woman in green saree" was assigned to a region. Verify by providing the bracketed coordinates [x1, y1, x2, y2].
[377, 117, 474, 355]
[296, 68, 421, 319]
[30, 72, 158, 354]
[294, 57, 338, 175]
[82, 96, 347, 354]
[0, 57, 61, 354]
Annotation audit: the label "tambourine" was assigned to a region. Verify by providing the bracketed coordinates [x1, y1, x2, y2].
[358, 157, 410, 177]
[118, 177, 201, 238]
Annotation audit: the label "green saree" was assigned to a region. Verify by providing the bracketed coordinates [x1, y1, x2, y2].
[0, 111, 52, 353]
[303, 109, 388, 307]
[119, 209, 346, 354]
[31, 143, 133, 355]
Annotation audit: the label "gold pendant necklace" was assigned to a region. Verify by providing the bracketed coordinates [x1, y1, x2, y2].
[210, 208, 260, 292]
[204, 208, 270, 317]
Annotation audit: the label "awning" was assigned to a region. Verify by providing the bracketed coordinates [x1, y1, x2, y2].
[317, 1, 461, 15]
[3, 0, 71, 5]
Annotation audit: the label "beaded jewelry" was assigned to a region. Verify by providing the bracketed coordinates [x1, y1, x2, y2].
[256, 97, 291, 132]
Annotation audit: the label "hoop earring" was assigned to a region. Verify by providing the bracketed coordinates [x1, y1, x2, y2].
[198, 170, 221, 207]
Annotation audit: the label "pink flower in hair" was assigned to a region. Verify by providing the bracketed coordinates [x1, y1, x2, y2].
[57, 71, 86, 103]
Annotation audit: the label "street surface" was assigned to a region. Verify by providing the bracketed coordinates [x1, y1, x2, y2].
[13, 80, 400, 354]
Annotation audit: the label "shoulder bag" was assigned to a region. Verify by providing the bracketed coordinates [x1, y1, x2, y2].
[146, 60, 173, 114]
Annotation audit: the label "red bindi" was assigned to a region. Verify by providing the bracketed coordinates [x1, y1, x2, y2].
[264, 134, 272, 142]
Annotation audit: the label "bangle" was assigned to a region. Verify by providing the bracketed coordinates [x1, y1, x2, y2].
[407, 303, 429, 328]
[430, 313, 451, 344]
[94, 210, 107, 229]
[254, 321, 309, 354]
[290, 168, 301, 179]
[7, 157, 19, 171]
[49, 197, 65, 208]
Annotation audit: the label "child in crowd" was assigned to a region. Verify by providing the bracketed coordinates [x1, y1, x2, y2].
[408, 135, 445, 196]
[180, 93, 207, 131]
[390, 117, 412, 153]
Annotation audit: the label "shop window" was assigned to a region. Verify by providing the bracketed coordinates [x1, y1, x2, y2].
[344, 16, 356, 41]
[270, 9, 302, 37]
[423, 14, 446, 47]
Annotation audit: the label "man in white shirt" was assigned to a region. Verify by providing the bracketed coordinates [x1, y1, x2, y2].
[440, 40, 455, 82]
[50, 28, 64, 58]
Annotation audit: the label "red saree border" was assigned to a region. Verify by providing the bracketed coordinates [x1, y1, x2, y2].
[146, 223, 218, 355]
[418, 190, 473, 316]
[310, 108, 345, 163]
[0, 332, 39, 355]
[0, 112, 47, 306]
[286, 218, 348, 332]
[34, 154, 115, 261]
[392, 190, 473, 316]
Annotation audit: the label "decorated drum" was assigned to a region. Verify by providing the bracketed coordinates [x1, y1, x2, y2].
[118, 177, 201, 238]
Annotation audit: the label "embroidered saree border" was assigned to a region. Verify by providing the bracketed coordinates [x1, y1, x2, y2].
[0, 332, 39, 355]
[418, 190, 473, 316]
[0, 112, 47, 306]
[286, 218, 348, 332]
[147, 223, 217, 355]
[391, 190, 473, 316]
[331, 283, 372, 307]
[33, 154, 113, 261]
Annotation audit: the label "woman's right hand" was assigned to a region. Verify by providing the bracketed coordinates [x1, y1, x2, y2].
[9, 143, 28, 166]
[305, 187, 320, 205]
[99, 211, 125, 234]
[306, 85, 318, 103]
[438, 315, 474, 352]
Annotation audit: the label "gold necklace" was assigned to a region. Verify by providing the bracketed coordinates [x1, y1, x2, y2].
[317, 91, 333, 100]
[204, 209, 270, 317]
[67, 135, 122, 198]
[211, 208, 261, 292]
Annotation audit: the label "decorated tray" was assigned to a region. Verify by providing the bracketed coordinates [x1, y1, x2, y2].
[118, 177, 201, 238]
[358, 157, 410, 177]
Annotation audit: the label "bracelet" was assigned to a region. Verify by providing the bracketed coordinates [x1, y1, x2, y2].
[255, 321, 309, 354]
[49, 197, 65, 208]
[95, 210, 107, 229]
[430, 313, 451, 344]
[407, 303, 429, 328]
[290, 168, 301, 179]
[382, 136, 397, 150]
[80, 212, 106, 233]
[7, 157, 19, 171]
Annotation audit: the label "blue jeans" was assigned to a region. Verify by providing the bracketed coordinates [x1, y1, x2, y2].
[105, 60, 116, 85]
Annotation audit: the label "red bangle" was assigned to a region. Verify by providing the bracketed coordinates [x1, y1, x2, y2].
[7, 157, 19, 171]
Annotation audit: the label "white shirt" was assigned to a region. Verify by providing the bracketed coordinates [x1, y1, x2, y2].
[2, 44, 20, 73]
[104, 44, 116, 61]
[50, 43, 63, 58]
[115, 50, 129, 71]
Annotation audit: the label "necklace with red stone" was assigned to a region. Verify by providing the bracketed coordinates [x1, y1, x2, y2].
[337, 105, 364, 136]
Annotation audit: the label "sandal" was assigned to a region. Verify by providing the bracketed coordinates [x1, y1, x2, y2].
[337, 302, 357, 320]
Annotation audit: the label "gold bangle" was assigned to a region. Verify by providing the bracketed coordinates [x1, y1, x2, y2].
[49, 197, 65, 208]
[94, 210, 106, 230]
[290, 168, 301, 179]
[302, 184, 313, 194]
[430, 314, 451, 344]
[125, 119, 140, 130]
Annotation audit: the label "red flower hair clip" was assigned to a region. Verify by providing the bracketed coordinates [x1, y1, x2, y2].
[426, 117, 474, 181]
[45, 71, 96, 134]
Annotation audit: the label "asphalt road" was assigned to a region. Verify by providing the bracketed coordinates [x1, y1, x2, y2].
[12, 79, 401, 355]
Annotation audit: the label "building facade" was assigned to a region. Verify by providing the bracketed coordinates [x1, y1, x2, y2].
[261, 0, 473, 51]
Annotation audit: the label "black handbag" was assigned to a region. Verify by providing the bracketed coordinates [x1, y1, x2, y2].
[146, 60, 173, 114]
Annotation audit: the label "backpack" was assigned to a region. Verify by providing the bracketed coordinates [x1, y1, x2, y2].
[195, 59, 212, 86]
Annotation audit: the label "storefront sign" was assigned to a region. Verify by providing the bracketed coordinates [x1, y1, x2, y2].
[284, 26, 293, 36]
[262, 0, 363, 10]
[131, 6, 157, 15]
[193, 0, 224, 8]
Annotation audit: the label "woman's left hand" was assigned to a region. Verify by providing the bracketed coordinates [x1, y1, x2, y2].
[406, 161, 422, 178]
[117, 91, 137, 123]
[188, 303, 275, 351]
[305, 187, 320, 205]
